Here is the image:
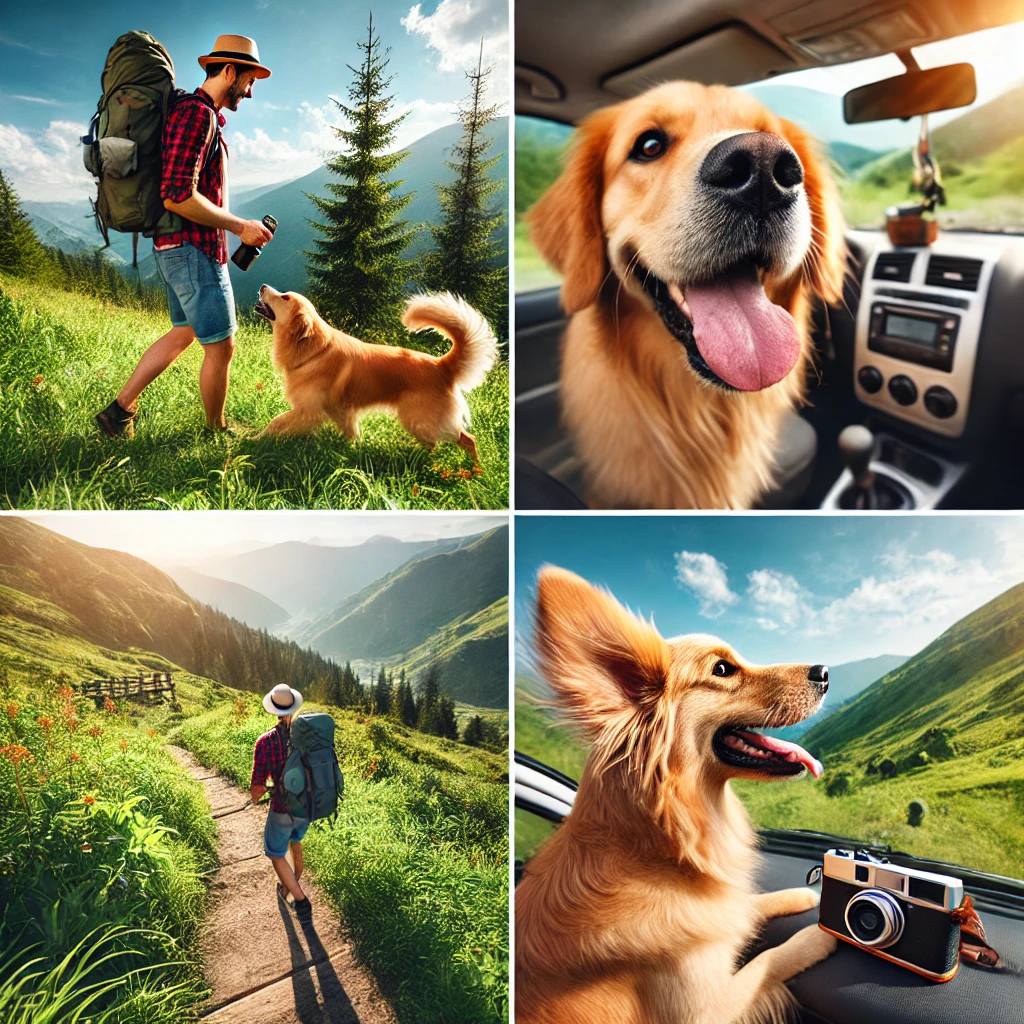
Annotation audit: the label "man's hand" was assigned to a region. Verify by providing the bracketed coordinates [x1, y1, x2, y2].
[239, 219, 273, 247]
[250, 783, 267, 805]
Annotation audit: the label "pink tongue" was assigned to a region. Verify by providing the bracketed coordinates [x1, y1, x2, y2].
[735, 730, 823, 778]
[683, 267, 801, 391]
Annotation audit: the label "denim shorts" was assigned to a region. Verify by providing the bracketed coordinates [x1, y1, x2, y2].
[264, 809, 310, 858]
[153, 242, 236, 345]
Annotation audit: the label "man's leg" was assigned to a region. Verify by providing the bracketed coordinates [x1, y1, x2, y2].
[199, 335, 235, 429]
[271, 853, 305, 902]
[116, 326, 196, 412]
[291, 840, 303, 884]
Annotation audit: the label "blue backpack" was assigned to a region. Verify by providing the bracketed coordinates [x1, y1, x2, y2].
[279, 713, 344, 821]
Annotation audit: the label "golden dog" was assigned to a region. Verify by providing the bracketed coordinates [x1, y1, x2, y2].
[254, 286, 497, 466]
[528, 82, 848, 508]
[516, 566, 836, 1024]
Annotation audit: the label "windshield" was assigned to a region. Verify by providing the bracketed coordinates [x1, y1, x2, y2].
[514, 20, 1024, 292]
[514, 515, 1024, 883]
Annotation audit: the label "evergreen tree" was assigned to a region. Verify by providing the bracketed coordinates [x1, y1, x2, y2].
[305, 14, 418, 339]
[433, 694, 459, 740]
[462, 714, 485, 746]
[420, 40, 507, 342]
[399, 667, 417, 727]
[417, 662, 442, 732]
[373, 664, 391, 716]
[0, 167, 50, 277]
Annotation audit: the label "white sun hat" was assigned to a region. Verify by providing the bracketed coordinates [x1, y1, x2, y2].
[263, 683, 303, 717]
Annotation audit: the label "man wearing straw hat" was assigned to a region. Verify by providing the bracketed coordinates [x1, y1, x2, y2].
[250, 683, 313, 920]
[96, 34, 275, 438]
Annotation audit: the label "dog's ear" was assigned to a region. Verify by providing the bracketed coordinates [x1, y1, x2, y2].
[534, 565, 668, 730]
[526, 108, 615, 314]
[780, 118, 848, 306]
[290, 303, 315, 345]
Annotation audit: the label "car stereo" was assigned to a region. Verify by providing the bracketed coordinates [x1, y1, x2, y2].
[868, 303, 959, 372]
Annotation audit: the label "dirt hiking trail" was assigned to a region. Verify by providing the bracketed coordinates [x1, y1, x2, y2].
[169, 746, 397, 1024]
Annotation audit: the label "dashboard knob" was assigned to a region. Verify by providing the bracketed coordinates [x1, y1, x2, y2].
[888, 375, 918, 406]
[858, 366, 883, 394]
[924, 386, 958, 419]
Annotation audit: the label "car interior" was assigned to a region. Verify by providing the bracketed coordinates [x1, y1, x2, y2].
[514, 752, 1024, 1024]
[514, 0, 1024, 510]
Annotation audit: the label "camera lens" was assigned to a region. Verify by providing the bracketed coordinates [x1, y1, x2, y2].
[845, 890, 904, 948]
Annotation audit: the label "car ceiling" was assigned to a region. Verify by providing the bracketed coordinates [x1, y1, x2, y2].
[515, 0, 1024, 123]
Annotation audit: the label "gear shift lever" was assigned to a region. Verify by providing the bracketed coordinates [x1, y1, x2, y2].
[837, 425, 913, 510]
[839, 425, 876, 506]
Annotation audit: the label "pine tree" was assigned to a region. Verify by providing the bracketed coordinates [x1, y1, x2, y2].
[421, 40, 507, 342]
[462, 714, 485, 746]
[373, 664, 391, 716]
[417, 662, 442, 732]
[399, 667, 417, 726]
[0, 167, 50, 277]
[305, 14, 418, 339]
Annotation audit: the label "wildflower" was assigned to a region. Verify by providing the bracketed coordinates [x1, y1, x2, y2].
[147, 729, 157, 738]
[81, 843, 92, 854]
[6, 702, 19, 719]
[255, 382, 264, 391]
[103, 697, 118, 715]
[0, 745, 33, 765]
[37, 716, 54, 735]
[66, 716, 79, 733]
[82, 795, 95, 806]
[31, 375, 44, 388]
[57, 685, 75, 702]
[120, 738, 128, 752]
[412, 485, 420, 497]
[87, 726, 103, 739]
[457, 468, 472, 480]
[70, 752, 82, 762]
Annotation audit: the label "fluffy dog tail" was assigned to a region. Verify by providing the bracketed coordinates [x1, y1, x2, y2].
[402, 292, 498, 391]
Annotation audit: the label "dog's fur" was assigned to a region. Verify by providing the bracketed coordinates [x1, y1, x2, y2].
[528, 82, 848, 508]
[256, 286, 497, 465]
[515, 567, 837, 1024]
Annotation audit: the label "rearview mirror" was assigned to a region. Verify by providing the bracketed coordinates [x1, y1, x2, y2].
[843, 64, 976, 124]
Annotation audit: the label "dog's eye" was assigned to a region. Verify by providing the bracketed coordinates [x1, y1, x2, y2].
[630, 129, 669, 162]
[712, 659, 738, 678]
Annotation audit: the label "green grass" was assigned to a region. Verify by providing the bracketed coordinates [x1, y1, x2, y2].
[0, 658, 217, 1024]
[173, 698, 509, 1024]
[0, 278, 508, 509]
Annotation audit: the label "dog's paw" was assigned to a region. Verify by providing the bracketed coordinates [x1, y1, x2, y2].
[791, 925, 838, 973]
[796, 886, 821, 912]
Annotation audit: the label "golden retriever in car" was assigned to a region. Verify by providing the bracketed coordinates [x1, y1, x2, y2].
[254, 286, 497, 466]
[528, 82, 848, 508]
[516, 566, 836, 1024]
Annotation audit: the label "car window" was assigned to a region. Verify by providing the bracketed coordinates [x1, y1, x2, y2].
[514, 20, 1024, 294]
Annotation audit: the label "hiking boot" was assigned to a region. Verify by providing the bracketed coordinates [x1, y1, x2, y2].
[293, 897, 313, 921]
[95, 399, 135, 439]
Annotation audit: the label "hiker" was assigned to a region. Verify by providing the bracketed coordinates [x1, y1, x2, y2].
[96, 34, 275, 438]
[250, 683, 313, 921]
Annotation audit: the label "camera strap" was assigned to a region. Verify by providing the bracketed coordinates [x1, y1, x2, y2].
[952, 894, 1001, 969]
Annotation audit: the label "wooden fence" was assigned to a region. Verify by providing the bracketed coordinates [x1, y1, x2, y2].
[79, 672, 176, 706]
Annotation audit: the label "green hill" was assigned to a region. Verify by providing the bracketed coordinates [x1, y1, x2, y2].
[300, 526, 509, 708]
[735, 581, 1024, 878]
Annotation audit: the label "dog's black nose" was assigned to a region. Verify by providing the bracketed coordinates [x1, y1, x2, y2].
[808, 664, 829, 692]
[699, 132, 803, 217]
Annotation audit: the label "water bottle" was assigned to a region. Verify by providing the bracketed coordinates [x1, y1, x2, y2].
[231, 214, 277, 271]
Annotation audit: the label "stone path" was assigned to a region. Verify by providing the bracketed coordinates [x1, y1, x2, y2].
[168, 747, 396, 1024]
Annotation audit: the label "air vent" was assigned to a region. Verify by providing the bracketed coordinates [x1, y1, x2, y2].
[873, 252, 916, 283]
[925, 255, 983, 291]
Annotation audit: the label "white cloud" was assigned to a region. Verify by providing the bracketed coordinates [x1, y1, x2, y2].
[674, 551, 739, 618]
[0, 120, 90, 201]
[8, 94, 61, 106]
[402, 0, 509, 109]
[747, 569, 816, 632]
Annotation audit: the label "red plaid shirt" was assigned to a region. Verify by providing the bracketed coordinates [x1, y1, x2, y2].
[155, 88, 228, 264]
[251, 722, 291, 813]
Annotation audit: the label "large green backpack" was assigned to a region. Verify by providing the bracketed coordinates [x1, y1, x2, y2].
[81, 31, 213, 262]
[279, 714, 344, 822]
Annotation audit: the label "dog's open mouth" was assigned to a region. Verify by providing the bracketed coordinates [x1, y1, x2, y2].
[713, 725, 823, 778]
[253, 298, 275, 322]
[633, 259, 801, 392]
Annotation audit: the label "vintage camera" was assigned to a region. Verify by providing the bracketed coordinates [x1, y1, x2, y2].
[818, 849, 964, 981]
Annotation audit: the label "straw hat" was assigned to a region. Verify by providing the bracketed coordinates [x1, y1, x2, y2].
[198, 35, 272, 79]
[263, 683, 303, 717]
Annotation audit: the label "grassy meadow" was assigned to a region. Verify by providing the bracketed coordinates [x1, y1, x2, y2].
[0, 611, 510, 1023]
[0, 277, 508, 510]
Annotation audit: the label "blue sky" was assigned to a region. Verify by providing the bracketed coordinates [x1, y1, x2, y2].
[0, 0, 508, 201]
[515, 515, 1024, 670]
